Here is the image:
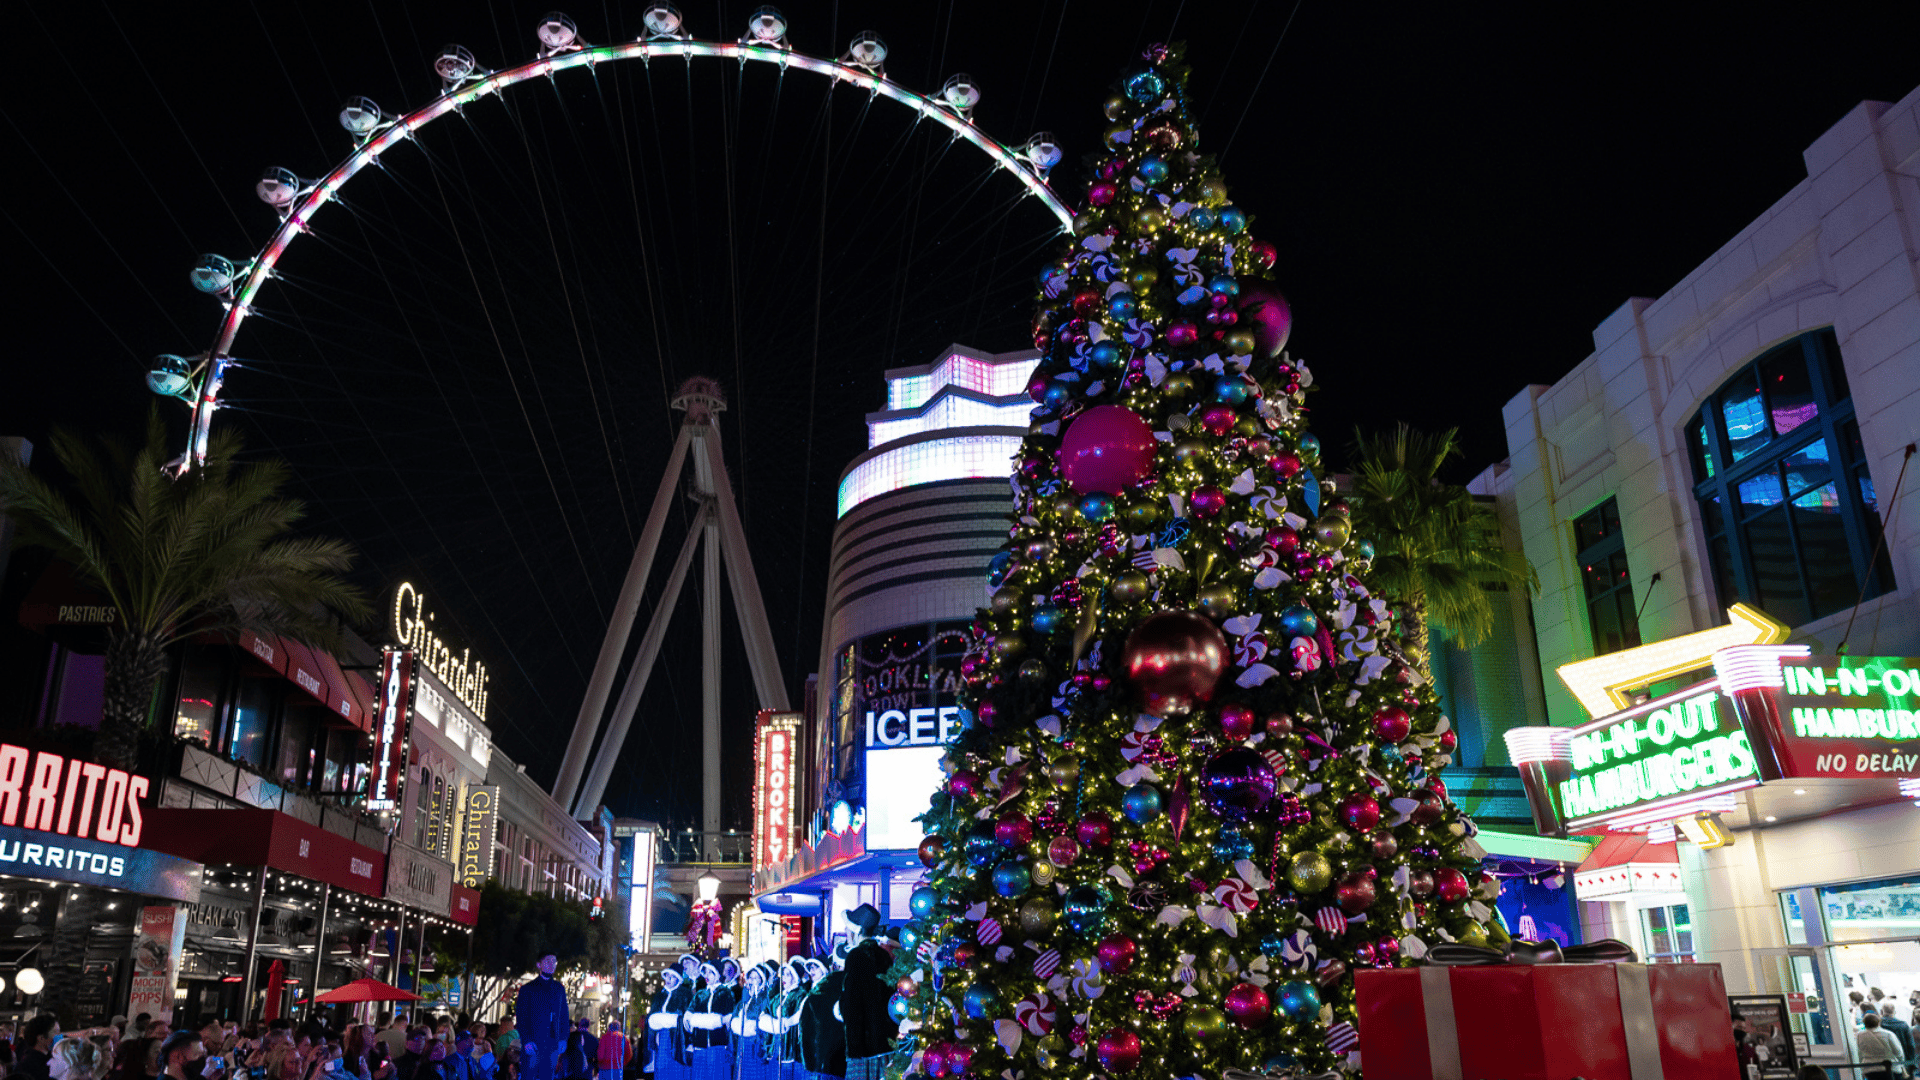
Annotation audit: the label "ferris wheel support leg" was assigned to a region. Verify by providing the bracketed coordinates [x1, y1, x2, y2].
[553, 423, 694, 811]
[702, 501, 723, 846]
[572, 501, 709, 818]
[699, 423, 791, 713]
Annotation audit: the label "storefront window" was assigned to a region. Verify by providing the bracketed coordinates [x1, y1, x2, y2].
[1829, 940, 1920, 1028]
[227, 674, 274, 770]
[1642, 903, 1695, 962]
[277, 707, 315, 788]
[1819, 877, 1920, 943]
[173, 648, 226, 745]
[1782, 891, 1809, 945]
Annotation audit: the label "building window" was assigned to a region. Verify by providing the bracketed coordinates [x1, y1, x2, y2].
[1574, 498, 1640, 655]
[1687, 328, 1892, 627]
[1641, 903, 1695, 962]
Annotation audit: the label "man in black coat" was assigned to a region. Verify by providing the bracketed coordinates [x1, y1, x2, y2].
[839, 905, 896, 1080]
[515, 954, 571, 1080]
[800, 953, 846, 1079]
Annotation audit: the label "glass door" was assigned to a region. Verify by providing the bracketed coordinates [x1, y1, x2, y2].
[1753, 946, 1846, 1061]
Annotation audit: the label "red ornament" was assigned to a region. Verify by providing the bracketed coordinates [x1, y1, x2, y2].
[1218, 703, 1257, 740]
[896, 976, 917, 996]
[1408, 870, 1435, 897]
[1438, 729, 1458, 753]
[1096, 933, 1138, 974]
[995, 813, 1033, 847]
[923, 1045, 948, 1078]
[1027, 374, 1050, 404]
[1338, 792, 1381, 831]
[1189, 485, 1227, 519]
[1433, 867, 1470, 903]
[918, 836, 946, 869]
[952, 941, 980, 967]
[1200, 404, 1238, 435]
[1266, 712, 1295, 734]
[1265, 526, 1301, 553]
[1246, 239, 1278, 270]
[1124, 611, 1229, 717]
[1075, 813, 1114, 850]
[1375, 936, 1401, 963]
[1410, 788, 1445, 825]
[1072, 290, 1103, 317]
[1222, 982, 1271, 1029]
[1269, 451, 1303, 480]
[1059, 405, 1157, 496]
[948, 771, 982, 799]
[1096, 1028, 1142, 1073]
[1088, 181, 1118, 206]
[1166, 322, 1200, 347]
[1236, 281, 1292, 358]
[975, 699, 999, 727]
[1374, 706, 1412, 742]
[1336, 870, 1378, 915]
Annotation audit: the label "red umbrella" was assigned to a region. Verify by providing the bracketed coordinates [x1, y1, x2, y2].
[263, 959, 286, 1020]
[315, 977, 424, 1004]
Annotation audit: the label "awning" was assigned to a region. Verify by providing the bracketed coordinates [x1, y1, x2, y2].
[1572, 833, 1683, 900]
[238, 630, 371, 732]
[143, 807, 387, 898]
[449, 883, 481, 926]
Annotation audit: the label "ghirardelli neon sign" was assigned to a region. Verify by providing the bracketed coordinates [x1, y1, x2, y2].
[392, 582, 490, 721]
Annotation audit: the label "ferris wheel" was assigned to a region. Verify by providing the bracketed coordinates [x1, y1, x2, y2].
[151, 4, 1074, 473]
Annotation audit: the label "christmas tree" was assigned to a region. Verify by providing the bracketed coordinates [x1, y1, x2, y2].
[885, 43, 1503, 1080]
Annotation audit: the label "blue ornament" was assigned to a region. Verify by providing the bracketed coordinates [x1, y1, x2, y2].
[1188, 206, 1217, 230]
[1300, 467, 1321, 516]
[1256, 931, 1289, 958]
[909, 886, 938, 918]
[1213, 825, 1257, 863]
[1062, 883, 1110, 937]
[965, 822, 1000, 867]
[1353, 538, 1376, 559]
[900, 926, 921, 951]
[1031, 606, 1063, 634]
[963, 984, 1001, 1019]
[1125, 70, 1166, 103]
[1215, 375, 1251, 405]
[1089, 341, 1122, 367]
[1207, 275, 1240, 296]
[987, 550, 1013, 588]
[1219, 207, 1248, 234]
[1122, 782, 1163, 823]
[1137, 155, 1169, 185]
[1278, 603, 1319, 638]
[1108, 294, 1138, 321]
[992, 862, 1032, 898]
[1043, 382, 1073, 410]
[888, 994, 911, 1022]
[1378, 744, 1404, 766]
[1154, 517, 1192, 548]
[1275, 980, 1321, 1019]
[1297, 432, 1322, 461]
[1078, 493, 1115, 522]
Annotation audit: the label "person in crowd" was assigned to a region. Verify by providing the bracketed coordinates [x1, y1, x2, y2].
[372, 1020, 404, 1066]
[490, 1023, 514, 1067]
[130, 1024, 151, 1050]
[337, 1028, 374, 1080]
[798, 955, 844, 1080]
[160, 1034, 212, 1080]
[2, 1040, 18, 1080]
[552, 1037, 590, 1080]
[514, 955, 570, 1080]
[839, 905, 895, 1080]
[1859, 1012, 1904, 1080]
[497, 1047, 519, 1080]
[365, 1041, 392, 1080]
[18, 1015, 61, 1080]
[107, 1039, 150, 1080]
[54, 1037, 103, 1080]
[644, 968, 683, 1080]
[592, 1023, 623, 1080]
[1881, 1004, 1916, 1073]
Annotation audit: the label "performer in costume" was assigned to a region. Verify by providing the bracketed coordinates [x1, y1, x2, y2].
[645, 969, 682, 1079]
[663, 957, 700, 1080]
[799, 953, 846, 1080]
[727, 963, 770, 1080]
[774, 959, 811, 1080]
[515, 953, 572, 1080]
[686, 962, 732, 1080]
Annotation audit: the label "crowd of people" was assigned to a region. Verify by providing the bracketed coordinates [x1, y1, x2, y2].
[1848, 988, 1920, 1080]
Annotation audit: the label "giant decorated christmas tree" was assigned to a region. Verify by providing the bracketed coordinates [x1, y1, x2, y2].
[885, 44, 1503, 1080]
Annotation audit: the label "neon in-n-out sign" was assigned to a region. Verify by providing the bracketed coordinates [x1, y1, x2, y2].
[1717, 647, 1920, 780]
[1559, 683, 1760, 827]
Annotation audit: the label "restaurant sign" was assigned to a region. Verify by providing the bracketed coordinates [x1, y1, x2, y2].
[1717, 647, 1920, 780]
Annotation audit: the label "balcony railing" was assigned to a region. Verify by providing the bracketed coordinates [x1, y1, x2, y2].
[658, 830, 751, 864]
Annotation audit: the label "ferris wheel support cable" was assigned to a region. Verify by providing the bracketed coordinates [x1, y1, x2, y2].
[179, 36, 1071, 471]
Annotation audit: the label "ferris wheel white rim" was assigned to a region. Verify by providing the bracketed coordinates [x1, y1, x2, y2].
[182, 36, 1074, 467]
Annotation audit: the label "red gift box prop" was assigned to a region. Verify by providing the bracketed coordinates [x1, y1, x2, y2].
[1356, 961, 1738, 1080]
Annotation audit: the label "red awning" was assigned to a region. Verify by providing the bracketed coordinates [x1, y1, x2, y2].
[237, 630, 368, 732]
[449, 882, 481, 926]
[1576, 833, 1679, 873]
[144, 807, 387, 898]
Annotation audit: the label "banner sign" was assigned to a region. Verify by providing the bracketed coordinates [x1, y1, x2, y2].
[386, 839, 454, 916]
[629, 826, 656, 951]
[458, 785, 498, 888]
[1556, 680, 1761, 831]
[0, 741, 151, 845]
[754, 712, 800, 872]
[371, 648, 415, 812]
[128, 905, 187, 1023]
[1720, 650, 1920, 779]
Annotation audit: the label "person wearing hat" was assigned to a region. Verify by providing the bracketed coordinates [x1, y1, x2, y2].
[838, 905, 894, 1080]
[797, 957, 843, 1080]
[683, 963, 730, 1078]
[731, 963, 776, 1080]
[643, 969, 684, 1080]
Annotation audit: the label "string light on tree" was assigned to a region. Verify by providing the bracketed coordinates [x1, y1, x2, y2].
[883, 42, 1500, 1079]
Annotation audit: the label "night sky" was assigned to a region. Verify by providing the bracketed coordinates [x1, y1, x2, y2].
[2, 3, 1911, 829]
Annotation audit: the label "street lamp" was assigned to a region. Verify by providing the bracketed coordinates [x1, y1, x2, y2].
[697, 874, 720, 902]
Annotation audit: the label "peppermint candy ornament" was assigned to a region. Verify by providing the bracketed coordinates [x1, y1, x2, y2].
[1015, 993, 1057, 1036]
[977, 918, 1004, 946]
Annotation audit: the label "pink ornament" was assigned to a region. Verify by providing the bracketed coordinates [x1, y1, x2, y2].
[948, 770, 982, 799]
[1218, 703, 1257, 740]
[1222, 982, 1271, 1029]
[1338, 792, 1381, 831]
[1075, 813, 1114, 849]
[1088, 181, 1118, 206]
[1166, 322, 1200, 347]
[1059, 405, 1156, 496]
[1236, 281, 1292, 358]
[1026, 374, 1050, 404]
[1047, 835, 1081, 866]
[1096, 933, 1138, 974]
[1189, 486, 1227, 519]
[1376, 936, 1401, 963]
[1247, 239, 1278, 270]
[1432, 867, 1470, 903]
[1269, 450, 1303, 480]
[923, 1045, 948, 1077]
[1336, 870, 1378, 915]
[995, 813, 1033, 846]
[945, 1045, 973, 1074]
[1200, 404, 1237, 435]
[1374, 706, 1412, 742]
[1096, 1028, 1142, 1073]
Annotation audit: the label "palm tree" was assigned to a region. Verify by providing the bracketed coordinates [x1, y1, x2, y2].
[1347, 423, 1536, 676]
[0, 409, 371, 768]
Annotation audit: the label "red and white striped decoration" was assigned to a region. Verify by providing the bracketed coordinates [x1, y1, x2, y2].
[1261, 749, 1289, 775]
[1325, 1021, 1359, 1052]
[1314, 906, 1349, 935]
[1212, 877, 1258, 914]
[1014, 993, 1057, 1036]
[1032, 947, 1062, 979]
[977, 917, 1003, 946]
